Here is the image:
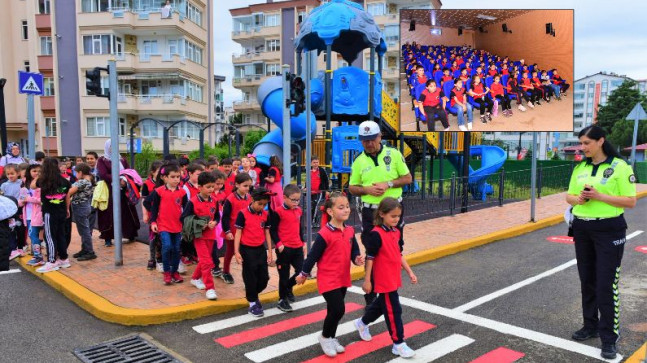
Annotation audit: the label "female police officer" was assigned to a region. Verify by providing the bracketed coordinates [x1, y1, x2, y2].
[566, 125, 636, 360]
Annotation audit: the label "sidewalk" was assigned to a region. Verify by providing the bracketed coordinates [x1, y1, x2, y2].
[16, 185, 647, 325]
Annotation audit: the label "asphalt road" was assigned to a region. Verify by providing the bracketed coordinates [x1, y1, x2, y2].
[1, 198, 645, 363]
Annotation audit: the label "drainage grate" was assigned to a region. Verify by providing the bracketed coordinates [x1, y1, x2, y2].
[74, 335, 181, 363]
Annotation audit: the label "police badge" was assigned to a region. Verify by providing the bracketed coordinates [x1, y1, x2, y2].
[603, 168, 614, 178]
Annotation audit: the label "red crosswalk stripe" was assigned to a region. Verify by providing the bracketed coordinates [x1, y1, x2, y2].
[469, 347, 525, 363]
[302, 320, 436, 363]
[215, 302, 364, 348]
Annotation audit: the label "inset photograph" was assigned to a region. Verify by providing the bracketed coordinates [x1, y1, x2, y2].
[400, 9, 573, 132]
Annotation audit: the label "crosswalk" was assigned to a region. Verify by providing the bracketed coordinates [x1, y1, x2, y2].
[191, 294, 530, 363]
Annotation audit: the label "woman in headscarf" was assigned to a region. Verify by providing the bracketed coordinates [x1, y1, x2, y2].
[96, 139, 140, 246]
[0, 142, 27, 166]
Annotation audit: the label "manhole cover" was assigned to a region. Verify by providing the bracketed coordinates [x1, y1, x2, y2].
[74, 335, 180, 363]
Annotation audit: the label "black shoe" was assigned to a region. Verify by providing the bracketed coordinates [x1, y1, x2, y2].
[278, 299, 293, 312]
[73, 250, 88, 258]
[221, 273, 234, 284]
[286, 291, 296, 303]
[147, 259, 156, 270]
[535, 100, 542, 106]
[601, 343, 617, 359]
[572, 327, 599, 341]
[77, 252, 97, 261]
[211, 268, 223, 277]
[480, 115, 487, 123]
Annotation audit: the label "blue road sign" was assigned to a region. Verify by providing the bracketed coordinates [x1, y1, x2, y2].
[18, 71, 44, 95]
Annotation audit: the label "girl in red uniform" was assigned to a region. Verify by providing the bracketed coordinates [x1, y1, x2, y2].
[490, 75, 512, 117]
[210, 170, 227, 278]
[296, 192, 364, 357]
[468, 75, 493, 123]
[234, 187, 275, 317]
[417, 80, 449, 131]
[520, 71, 539, 108]
[264, 155, 284, 211]
[219, 172, 253, 284]
[354, 197, 418, 358]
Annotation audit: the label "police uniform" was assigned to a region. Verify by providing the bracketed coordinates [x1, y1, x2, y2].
[567, 156, 636, 345]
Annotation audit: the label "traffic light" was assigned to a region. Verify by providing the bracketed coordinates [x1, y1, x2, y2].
[289, 74, 306, 116]
[85, 67, 107, 98]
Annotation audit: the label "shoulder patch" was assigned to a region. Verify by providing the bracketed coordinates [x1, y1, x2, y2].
[629, 174, 637, 183]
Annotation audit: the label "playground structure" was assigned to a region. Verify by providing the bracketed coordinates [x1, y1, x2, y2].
[250, 0, 506, 200]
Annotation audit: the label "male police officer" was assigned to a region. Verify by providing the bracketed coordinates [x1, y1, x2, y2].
[349, 121, 412, 306]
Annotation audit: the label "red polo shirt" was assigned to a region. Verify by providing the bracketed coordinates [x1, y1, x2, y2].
[235, 205, 270, 247]
[223, 171, 236, 196]
[273, 204, 303, 248]
[182, 181, 199, 200]
[315, 223, 356, 294]
[222, 192, 250, 235]
[187, 194, 219, 240]
[366, 226, 403, 293]
[149, 186, 187, 233]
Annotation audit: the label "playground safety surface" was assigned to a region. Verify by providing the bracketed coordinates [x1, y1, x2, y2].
[15, 185, 647, 325]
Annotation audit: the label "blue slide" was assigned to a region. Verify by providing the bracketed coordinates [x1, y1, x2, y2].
[252, 76, 323, 166]
[447, 145, 506, 201]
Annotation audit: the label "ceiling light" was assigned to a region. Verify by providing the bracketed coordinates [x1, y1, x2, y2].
[476, 14, 497, 21]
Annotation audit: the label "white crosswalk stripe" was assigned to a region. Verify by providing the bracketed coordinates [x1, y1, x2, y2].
[0, 269, 21, 275]
[385, 334, 475, 362]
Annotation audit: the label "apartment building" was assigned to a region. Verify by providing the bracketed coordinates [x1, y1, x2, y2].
[230, 0, 440, 130]
[1, 0, 214, 157]
[214, 74, 226, 142]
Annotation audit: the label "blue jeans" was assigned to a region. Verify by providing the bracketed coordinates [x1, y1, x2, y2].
[455, 103, 473, 126]
[27, 221, 42, 257]
[550, 84, 561, 98]
[160, 232, 181, 273]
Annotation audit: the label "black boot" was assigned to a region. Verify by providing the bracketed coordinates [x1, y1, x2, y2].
[571, 327, 599, 341]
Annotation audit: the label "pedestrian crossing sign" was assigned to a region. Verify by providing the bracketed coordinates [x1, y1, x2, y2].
[18, 71, 44, 95]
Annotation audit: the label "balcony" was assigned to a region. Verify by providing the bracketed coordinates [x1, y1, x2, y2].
[233, 100, 261, 112]
[111, 94, 208, 117]
[35, 14, 51, 31]
[381, 68, 399, 79]
[77, 53, 207, 80]
[232, 75, 265, 88]
[232, 50, 281, 64]
[372, 13, 398, 25]
[77, 10, 206, 45]
[41, 136, 58, 155]
[38, 55, 53, 71]
[232, 25, 280, 41]
[40, 96, 56, 111]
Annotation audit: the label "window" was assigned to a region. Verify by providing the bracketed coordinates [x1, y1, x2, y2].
[588, 92, 594, 99]
[40, 36, 52, 55]
[266, 63, 280, 76]
[119, 118, 126, 136]
[141, 120, 161, 138]
[38, 0, 51, 14]
[265, 39, 280, 52]
[43, 78, 55, 96]
[586, 112, 593, 118]
[81, 0, 109, 13]
[172, 122, 200, 139]
[24, 61, 30, 72]
[575, 83, 585, 90]
[611, 80, 623, 87]
[601, 80, 608, 91]
[168, 39, 179, 55]
[21, 20, 28, 40]
[184, 40, 203, 64]
[82, 35, 121, 55]
[298, 12, 306, 24]
[187, 3, 202, 26]
[44, 117, 57, 137]
[86, 117, 109, 136]
[185, 81, 203, 102]
[574, 102, 584, 109]
[86, 76, 109, 96]
[384, 25, 398, 43]
[264, 14, 280, 27]
[367, 3, 386, 16]
[574, 93, 584, 100]
[574, 112, 584, 119]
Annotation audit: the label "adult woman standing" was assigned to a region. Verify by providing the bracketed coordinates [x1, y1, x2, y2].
[0, 142, 26, 166]
[97, 139, 140, 246]
[566, 125, 637, 360]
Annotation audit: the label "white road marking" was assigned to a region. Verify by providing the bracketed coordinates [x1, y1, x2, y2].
[453, 229, 644, 313]
[452, 259, 578, 313]
[192, 296, 325, 334]
[244, 317, 385, 363]
[0, 269, 21, 275]
[385, 334, 475, 362]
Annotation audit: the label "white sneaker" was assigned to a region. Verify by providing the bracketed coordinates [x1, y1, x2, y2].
[354, 318, 372, 341]
[331, 338, 345, 353]
[191, 278, 206, 290]
[57, 259, 71, 268]
[392, 342, 416, 358]
[318, 335, 337, 357]
[518, 105, 526, 112]
[206, 289, 217, 300]
[9, 249, 22, 261]
[36, 262, 59, 273]
[177, 261, 187, 274]
[467, 122, 473, 130]
[458, 125, 468, 131]
[156, 262, 164, 272]
[528, 102, 535, 109]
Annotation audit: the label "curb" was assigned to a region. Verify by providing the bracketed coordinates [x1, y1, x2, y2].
[626, 341, 646, 363]
[17, 191, 647, 326]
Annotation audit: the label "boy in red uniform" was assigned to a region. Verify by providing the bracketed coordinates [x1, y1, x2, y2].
[417, 80, 449, 131]
[354, 198, 418, 358]
[520, 72, 539, 108]
[234, 187, 275, 317]
[145, 164, 189, 285]
[271, 184, 306, 312]
[221, 158, 236, 196]
[440, 68, 453, 85]
[182, 172, 219, 300]
[552, 69, 570, 96]
[182, 163, 203, 199]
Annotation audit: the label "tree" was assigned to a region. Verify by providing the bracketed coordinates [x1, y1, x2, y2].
[596, 80, 647, 148]
[242, 130, 267, 156]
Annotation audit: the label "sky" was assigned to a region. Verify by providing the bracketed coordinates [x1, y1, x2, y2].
[214, 0, 647, 107]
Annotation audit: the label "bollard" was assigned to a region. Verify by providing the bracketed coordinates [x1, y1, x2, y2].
[498, 167, 505, 207]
